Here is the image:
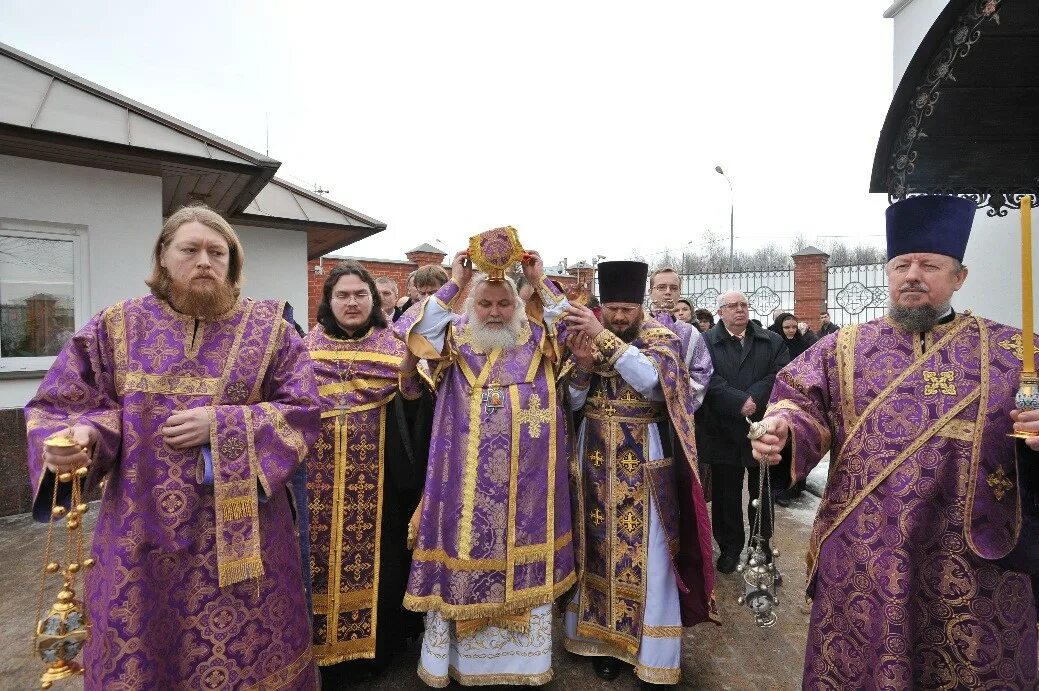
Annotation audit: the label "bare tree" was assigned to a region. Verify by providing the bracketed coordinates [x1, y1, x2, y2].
[648, 236, 884, 273]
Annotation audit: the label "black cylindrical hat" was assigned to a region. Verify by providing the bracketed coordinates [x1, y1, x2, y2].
[598, 261, 648, 304]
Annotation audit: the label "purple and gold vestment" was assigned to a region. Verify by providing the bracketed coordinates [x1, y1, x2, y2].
[564, 320, 716, 684]
[26, 295, 320, 690]
[302, 324, 422, 665]
[767, 314, 1038, 688]
[402, 280, 576, 620]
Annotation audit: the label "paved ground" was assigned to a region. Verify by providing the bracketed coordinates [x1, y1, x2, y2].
[1, 490, 821, 690]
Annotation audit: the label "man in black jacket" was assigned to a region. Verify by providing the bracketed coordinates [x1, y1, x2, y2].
[698, 290, 789, 574]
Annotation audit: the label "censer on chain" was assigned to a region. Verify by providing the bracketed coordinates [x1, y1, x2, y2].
[33, 432, 94, 689]
[738, 417, 780, 628]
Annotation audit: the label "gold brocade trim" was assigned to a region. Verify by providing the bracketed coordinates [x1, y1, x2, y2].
[458, 349, 501, 559]
[312, 590, 374, 612]
[327, 414, 348, 641]
[963, 317, 1018, 556]
[214, 301, 254, 398]
[938, 419, 977, 441]
[318, 378, 395, 397]
[403, 570, 576, 619]
[318, 394, 395, 418]
[563, 637, 681, 685]
[643, 625, 682, 638]
[841, 316, 972, 453]
[544, 366, 558, 593]
[242, 647, 314, 691]
[594, 329, 628, 367]
[105, 302, 129, 393]
[418, 663, 553, 689]
[257, 402, 306, 464]
[584, 411, 666, 425]
[249, 305, 285, 403]
[412, 549, 507, 570]
[308, 350, 404, 367]
[121, 372, 220, 396]
[507, 386, 521, 595]
[372, 405, 387, 646]
[314, 637, 377, 666]
[835, 324, 859, 435]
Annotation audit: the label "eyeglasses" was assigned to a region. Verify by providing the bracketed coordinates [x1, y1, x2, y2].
[719, 301, 749, 310]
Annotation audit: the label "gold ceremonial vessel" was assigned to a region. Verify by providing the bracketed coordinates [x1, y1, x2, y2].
[34, 432, 93, 689]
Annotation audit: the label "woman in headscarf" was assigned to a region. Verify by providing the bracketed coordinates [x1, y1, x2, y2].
[672, 298, 694, 324]
[769, 312, 815, 506]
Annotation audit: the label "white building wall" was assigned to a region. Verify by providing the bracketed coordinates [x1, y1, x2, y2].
[232, 223, 309, 327]
[0, 154, 161, 409]
[886, 1, 1035, 330]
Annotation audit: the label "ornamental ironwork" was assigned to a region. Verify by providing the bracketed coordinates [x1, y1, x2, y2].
[884, 0, 1028, 215]
[834, 281, 885, 315]
[748, 286, 781, 318]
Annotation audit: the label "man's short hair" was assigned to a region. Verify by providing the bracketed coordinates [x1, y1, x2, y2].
[375, 276, 399, 295]
[649, 267, 679, 287]
[717, 290, 747, 309]
[414, 264, 449, 289]
[147, 204, 244, 302]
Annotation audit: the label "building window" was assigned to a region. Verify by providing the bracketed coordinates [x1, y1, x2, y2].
[0, 221, 86, 374]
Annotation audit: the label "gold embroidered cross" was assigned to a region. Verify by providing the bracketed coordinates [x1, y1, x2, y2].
[923, 370, 956, 396]
[588, 450, 605, 468]
[618, 451, 641, 475]
[349, 437, 377, 459]
[516, 393, 553, 438]
[987, 466, 1014, 501]
[589, 507, 605, 526]
[998, 334, 1036, 362]
[600, 402, 616, 418]
[620, 389, 642, 402]
[619, 508, 642, 535]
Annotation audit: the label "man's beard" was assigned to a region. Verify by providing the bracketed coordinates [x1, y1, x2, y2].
[888, 300, 948, 333]
[168, 278, 237, 320]
[469, 310, 526, 351]
[607, 323, 640, 343]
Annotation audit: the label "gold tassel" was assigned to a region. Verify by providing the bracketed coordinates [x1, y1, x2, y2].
[218, 556, 264, 587]
[219, 496, 254, 522]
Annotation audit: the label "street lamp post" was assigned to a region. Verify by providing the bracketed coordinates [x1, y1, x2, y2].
[715, 166, 734, 273]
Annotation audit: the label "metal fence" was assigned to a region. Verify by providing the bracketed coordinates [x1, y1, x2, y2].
[826, 263, 888, 326]
[680, 270, 795, 321]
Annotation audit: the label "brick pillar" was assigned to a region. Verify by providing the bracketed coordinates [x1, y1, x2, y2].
[405, 248, 447, 267]
[792, 246, 829, 331]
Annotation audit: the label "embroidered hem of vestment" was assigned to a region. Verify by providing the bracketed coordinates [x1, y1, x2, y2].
[563, 638, 681, 684]
[417, 662, 553, 688]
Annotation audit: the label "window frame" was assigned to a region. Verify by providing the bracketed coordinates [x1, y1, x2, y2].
[0, 219, 88, 375]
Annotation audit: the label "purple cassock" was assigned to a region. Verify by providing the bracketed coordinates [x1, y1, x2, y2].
[766, 313, 1038, 688]
[25, 295, 321, 690]
[400, 279, 576, 620]
[302, 323, 423, 665]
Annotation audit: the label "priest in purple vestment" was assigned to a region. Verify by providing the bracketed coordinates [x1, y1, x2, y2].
[562, 261, 716, 686]
[26, 205, 321, 690]
[751, 195, 1039, 688]
[303, 261, 429, 685]
[400, 241, 576, 687]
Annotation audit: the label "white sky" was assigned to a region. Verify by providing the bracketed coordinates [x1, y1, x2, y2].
[0, 1, 895, 268]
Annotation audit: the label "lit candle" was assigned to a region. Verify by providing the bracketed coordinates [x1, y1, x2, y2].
[1023, 195, 1035, 374]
